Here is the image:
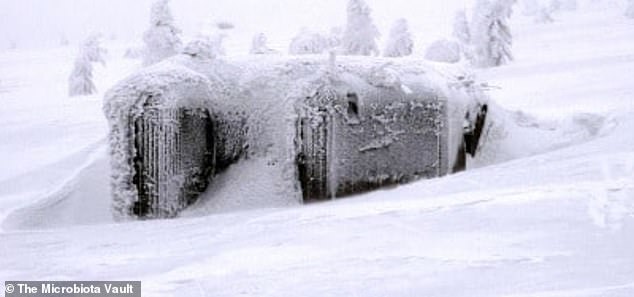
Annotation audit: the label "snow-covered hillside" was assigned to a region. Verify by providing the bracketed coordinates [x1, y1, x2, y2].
[1, 1, 634, 296]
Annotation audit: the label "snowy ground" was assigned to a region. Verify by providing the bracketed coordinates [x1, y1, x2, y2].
[1, 2, 634, 297]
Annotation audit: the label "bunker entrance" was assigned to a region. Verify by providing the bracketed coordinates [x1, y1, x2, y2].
[297, 113, 333, 202]
[131, 100, 215, 218]
[296, 90, 453, 204]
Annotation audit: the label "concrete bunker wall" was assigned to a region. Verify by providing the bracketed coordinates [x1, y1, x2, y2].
[125, 94, 247, 219]
[105, 57, 487, 219]
[296, 87, 451, 202]
[130, 95, 216, 218]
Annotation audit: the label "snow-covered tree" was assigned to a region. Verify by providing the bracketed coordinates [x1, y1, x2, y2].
[182, 35, 223, 59]
[425, 39, 461, 63]
[142, 0, 182, 66]
[68, 34, 106, 97]
[250, 33, 276, 55]
[453, 10, 471, 45]
[342, 0, 380, 56]
[327, 27, 343, 50]
[470, 0, 516, 68]
[287, 27, 343, 55]
[383, 19, 414, 57]
[626, 0, 634, 18]
[289, 29, 330, 55]
[452, 10, 474, 61]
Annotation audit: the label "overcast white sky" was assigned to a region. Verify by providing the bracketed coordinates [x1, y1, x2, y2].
[0, 0, 468, 51]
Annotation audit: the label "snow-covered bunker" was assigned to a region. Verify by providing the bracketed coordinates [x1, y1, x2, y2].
[104, 54, 487, 219]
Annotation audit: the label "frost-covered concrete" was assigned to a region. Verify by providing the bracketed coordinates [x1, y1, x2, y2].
[104, 54, 483, 218]
[1, 2, 634, 296]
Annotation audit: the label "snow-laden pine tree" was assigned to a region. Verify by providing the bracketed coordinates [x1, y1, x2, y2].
[68, 34, 106, 97]
[471, 0, 516, 68]
[453, 10, 471, 45]
[452, 10, 473, 61]
[250, 33, 276, 55]
[383, 19, 414, 57]
[289, 29, 330, 55]
[183, 35, 224, 59]
[425, 39, 461, 63]
[327, 27, 343, 50]
[142, 0, 182, 66]
[342, 0, 380, 56]
[626, 0, 634, 18]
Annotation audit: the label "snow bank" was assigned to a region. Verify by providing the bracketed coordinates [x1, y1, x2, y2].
[3, 111, 632, 294]
[2, 149, 113, 230]
[470, 102, 615, 168]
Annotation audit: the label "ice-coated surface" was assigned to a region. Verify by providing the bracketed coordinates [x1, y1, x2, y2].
[103, 53, 484, 218]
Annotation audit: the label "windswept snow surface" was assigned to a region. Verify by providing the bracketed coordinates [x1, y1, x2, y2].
[1, 2, 634, 297]
[0, 45, 138, 228]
